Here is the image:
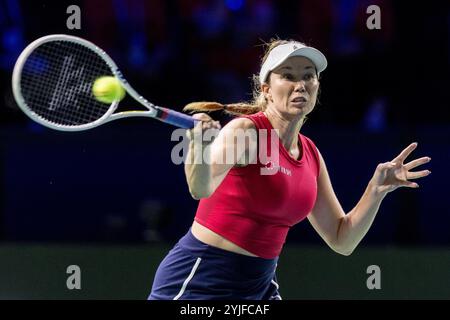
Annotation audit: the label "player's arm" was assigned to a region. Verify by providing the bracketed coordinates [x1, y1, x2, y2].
[309, 143, 430, 255]
[307, 149, 387, 256]
[184, 114, 256, 199]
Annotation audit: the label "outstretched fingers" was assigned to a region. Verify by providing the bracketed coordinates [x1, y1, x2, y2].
[402, 181, 420, 188]
[407, 170, 431, 180]
[404, 156, 431, 170]
[393, 142, 418, 163]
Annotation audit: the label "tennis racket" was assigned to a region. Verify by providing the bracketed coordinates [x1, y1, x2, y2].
[12, 34, 197, 131]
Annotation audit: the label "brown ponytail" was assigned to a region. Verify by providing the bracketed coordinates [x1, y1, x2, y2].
[183, 102, 261, 116]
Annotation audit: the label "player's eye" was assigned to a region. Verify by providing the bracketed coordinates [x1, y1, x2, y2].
[303, 73, 314, 81]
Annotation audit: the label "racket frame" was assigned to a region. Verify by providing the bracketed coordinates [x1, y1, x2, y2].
[12, 34, 195, 131]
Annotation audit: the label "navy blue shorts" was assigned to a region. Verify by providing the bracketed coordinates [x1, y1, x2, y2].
[148, 229, 281, 300]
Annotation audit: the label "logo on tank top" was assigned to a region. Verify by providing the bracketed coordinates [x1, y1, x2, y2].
[264, 161, 292, 176]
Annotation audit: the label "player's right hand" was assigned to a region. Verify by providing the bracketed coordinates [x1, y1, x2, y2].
[187, 113, 221, 144]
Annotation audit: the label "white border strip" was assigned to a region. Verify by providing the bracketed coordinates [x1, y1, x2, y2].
[271, 279, 279, 290]
[173, 257, 202, 300]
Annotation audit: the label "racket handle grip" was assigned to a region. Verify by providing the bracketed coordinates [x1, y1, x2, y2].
[158, 108, 198, 129]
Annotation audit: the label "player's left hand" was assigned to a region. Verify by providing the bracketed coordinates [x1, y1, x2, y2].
[369, 142, 431, 195]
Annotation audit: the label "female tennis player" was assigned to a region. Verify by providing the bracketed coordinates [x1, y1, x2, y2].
[148, 39, 431, 300]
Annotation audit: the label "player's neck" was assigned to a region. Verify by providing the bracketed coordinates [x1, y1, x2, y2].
[263, 109, 303, 152]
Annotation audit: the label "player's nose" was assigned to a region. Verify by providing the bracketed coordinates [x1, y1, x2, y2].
[294, 80, 306, 92]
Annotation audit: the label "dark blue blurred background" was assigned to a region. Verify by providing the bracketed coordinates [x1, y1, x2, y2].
[0, 0, 449, 247]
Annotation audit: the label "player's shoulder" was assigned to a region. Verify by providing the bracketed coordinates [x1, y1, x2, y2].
[223, 116, 256, 131]
[301, 133, 319, 150]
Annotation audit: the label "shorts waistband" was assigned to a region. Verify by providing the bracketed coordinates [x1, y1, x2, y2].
[177, 229, 278, 276]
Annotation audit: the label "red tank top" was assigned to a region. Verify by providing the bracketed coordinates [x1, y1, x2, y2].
[194, 111, 320, 258]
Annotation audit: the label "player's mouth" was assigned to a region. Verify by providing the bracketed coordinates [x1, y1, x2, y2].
[291, 96, 307, 105]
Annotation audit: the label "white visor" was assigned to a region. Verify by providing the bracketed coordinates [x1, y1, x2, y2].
[259, 42, 327, 84]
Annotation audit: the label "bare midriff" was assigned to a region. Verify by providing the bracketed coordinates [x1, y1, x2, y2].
[191, 221, 259, 257]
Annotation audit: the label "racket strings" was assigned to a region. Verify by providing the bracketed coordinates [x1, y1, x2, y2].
[20, 40, 114, 127]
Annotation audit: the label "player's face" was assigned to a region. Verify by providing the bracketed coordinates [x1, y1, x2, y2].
[263, 56, 319, 119]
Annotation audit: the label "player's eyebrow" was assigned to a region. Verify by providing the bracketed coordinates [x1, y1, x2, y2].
[279, 65, 315, 71]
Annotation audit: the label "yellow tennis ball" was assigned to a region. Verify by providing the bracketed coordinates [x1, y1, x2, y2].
[92, 76, 125, 104]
